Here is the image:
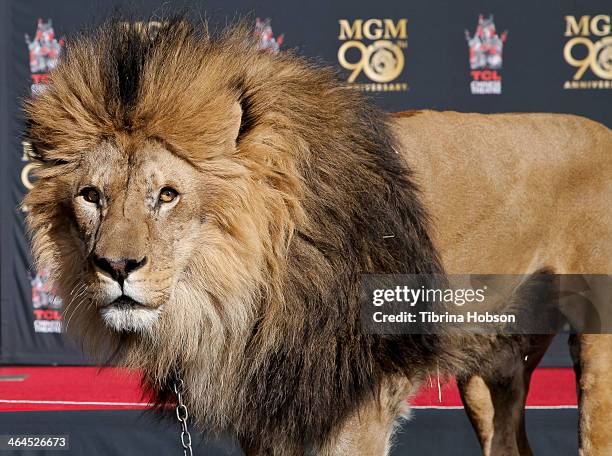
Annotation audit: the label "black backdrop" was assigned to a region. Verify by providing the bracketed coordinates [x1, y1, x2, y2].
[0, 0, 610, 364]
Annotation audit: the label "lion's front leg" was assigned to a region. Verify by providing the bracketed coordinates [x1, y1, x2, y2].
[458, 334, 554, 456]
[241, 443, 304, 456]
[315, 376, 416, 456]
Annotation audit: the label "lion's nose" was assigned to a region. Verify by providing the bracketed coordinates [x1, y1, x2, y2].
[93, 255, 147, 285]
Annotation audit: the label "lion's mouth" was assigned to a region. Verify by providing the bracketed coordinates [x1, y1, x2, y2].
[99, 295, 162, 333]
[109, 295, 146, 308]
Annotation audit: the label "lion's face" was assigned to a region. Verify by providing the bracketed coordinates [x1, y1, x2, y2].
[34, 120, 274, 341]
[71, 141, 210, 332]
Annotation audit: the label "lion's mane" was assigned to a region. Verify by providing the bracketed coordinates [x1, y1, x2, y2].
[24, 17, 468, 451]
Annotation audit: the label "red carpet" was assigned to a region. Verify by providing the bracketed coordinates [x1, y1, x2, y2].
[0, 366, 577, 412]
[411, 368, 577, 408]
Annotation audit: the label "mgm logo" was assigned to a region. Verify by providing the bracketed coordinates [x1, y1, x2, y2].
[563, 15, 612, 89]
[337, 19, 408, 92]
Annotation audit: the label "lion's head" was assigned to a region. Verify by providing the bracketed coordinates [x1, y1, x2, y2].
[24, 18, 306, 372]
[23, 16, 444, 443]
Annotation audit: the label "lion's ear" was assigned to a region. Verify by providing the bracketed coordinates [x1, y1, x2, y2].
[228, 101, 243, 148]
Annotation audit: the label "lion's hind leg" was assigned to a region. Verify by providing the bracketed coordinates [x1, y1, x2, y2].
[569, 333, 612, 456]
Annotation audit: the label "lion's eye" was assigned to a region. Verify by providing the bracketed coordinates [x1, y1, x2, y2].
[80, 187, 100, 204]
[158, 187, 178, 204]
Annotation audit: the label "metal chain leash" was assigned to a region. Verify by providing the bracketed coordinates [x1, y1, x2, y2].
[173, 377, 193, 456]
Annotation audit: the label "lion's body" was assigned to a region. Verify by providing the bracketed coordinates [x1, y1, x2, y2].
[393, 111, 611, 277]
[393, 111, 612, 455]
[22, 16, 611, 456]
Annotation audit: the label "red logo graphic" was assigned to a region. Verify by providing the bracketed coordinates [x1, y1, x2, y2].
[30, 270, 64, 333]
[25, 19, 64, 93]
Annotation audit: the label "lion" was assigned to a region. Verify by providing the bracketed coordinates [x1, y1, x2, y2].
[22, 17, 611, 455]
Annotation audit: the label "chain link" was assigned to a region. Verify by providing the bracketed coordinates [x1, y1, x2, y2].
[173, 377, 193, 456]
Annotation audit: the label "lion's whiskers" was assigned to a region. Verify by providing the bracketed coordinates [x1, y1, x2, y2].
[63, 282, 88, 333]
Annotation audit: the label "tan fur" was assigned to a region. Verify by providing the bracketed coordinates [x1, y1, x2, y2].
[392, 110, 612, 455]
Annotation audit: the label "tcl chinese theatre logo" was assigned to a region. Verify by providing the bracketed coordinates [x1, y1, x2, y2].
[563, 15, 612, 89]
[25, 18, 64, 94]
[337, 19, 408, 92]
[465, 15, 507, 95]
